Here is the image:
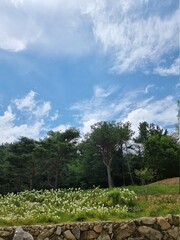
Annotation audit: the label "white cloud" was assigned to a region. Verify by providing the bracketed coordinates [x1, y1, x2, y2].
[52, 124, 71, 133]
[123, 96, 177, 134]
[14, 90, 36, 110]
[71, 85, 177, 136]
[0, 0, 93, 55]
[0, 91, 57, 143]
[14, 90, 51, 119]
[32, 102, 51, 119]
[144, 84, 154, 94]
[154, 58, 180, 76]
[0, 0, 178, 75]
[50, 111, 59, 121]
[71, 86, 120, 134]
[83, 0, 179, 74]
[71, 86, 136, 134]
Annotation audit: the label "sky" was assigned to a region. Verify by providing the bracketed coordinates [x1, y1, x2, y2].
[0, 0, 179, 143]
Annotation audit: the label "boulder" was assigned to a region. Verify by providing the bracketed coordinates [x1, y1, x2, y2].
[13, 227, 34, 240]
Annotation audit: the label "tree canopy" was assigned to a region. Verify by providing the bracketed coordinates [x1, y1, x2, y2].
[0, 121, 179, 194]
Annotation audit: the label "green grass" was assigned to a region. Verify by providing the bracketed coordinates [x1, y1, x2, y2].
[127, 185, 179, 195]
[0, 185, 179, 226]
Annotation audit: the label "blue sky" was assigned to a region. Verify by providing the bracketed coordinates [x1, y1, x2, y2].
[0, 0, 179, 143]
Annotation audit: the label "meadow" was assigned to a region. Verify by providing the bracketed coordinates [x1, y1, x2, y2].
[0, 184, 179, 226]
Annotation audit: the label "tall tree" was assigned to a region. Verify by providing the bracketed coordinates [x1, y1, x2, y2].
[135, 122, 178, 180]
[39, 128, 80, 189]
[88, 121, 133, 188]
[5, 137, 38, 192]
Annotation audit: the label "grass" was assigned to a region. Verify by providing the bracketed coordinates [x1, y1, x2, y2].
[0, 181, 179, 226]
[127, 184, 179, 195]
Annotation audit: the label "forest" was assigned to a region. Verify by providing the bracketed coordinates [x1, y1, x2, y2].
[0, 121, 179, 194]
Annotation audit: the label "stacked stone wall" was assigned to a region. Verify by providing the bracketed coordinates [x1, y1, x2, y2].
[0, 214, 179, 240]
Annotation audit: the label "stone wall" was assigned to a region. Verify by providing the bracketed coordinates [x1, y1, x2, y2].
[0, 214, 179, 240]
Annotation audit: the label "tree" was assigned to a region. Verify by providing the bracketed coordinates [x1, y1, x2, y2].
[144, 134, 179, 179]
[135, 122, 179, 180]
[7, 137, 38, 191]
[135, 167, 156, 200]
[39, 128, 80, 189]
[0, 143, 11, 194]
[88, 121, 133, 188]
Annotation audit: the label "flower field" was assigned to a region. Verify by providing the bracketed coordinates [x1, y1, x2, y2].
[0, 187, 137, 226]
[0, 185, 179, 226]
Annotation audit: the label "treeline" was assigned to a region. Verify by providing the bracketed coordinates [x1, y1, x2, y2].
[0, 121, 179, 194]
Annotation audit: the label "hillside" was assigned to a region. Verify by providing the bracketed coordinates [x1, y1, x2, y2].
[150, 177, 179, 186]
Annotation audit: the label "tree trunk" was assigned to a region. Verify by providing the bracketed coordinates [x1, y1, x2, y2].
[54, 159, 60, 189]
[29, 178, 33, 190]
[106, 164, 113, 188]
[127, 160, 134, 185]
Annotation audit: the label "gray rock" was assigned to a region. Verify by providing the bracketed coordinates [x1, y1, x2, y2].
[0, 231, 10, 237]
[168, 227, 180, 239]
[139, 217, 156, 225]
[114, 221, 136, 240]
[97, 230, 111, 240]
[138, 226, 162, 240]
[63, 230, 76, 240]
[12, 227, 34, 240]
[55, 226, 62, 236]
[37, 228, 54, 240]
[72, 226, 80, 240]
[50, 236, 63, 240]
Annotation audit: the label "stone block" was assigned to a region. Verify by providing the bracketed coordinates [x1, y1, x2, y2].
[157, 217, 171, 230]
[114, 221, 136, 240]
[138, 226, 162, 240]
[63, 230, 76, 240]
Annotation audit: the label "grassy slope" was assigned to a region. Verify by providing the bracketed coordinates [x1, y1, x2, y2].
[0, 178, 179, 226]
[125, 178, 180, 220]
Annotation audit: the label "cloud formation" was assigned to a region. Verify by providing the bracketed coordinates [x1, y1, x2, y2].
[154, 58, 180, 76]
[0, 0, 92, 54]
[71, 85, 177, 135]
[83, 0, 179, 74]
[0, 0, 178, 74]
[0, 91, 55, 143]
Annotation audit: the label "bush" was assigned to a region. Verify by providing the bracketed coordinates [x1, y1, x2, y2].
[106, 188, 137, 207]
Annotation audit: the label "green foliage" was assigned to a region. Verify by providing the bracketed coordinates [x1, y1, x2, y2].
[0, 185, 179, 226]
[0, 187, 135, 226]
[0, 121, 179, 193]
[106, 188, 137, 207]
[135, 168, 156, 185]
[88, 121, 133, 188]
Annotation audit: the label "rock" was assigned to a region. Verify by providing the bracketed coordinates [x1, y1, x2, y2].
[56, 226, 62, 236]
[12, 227, 34, 240]
[50, 236, 63, 240]
[166, 214, 173, 224]
[93, 224, 103, 233]
[107, 223, 113, 234]
[157, 217, 171, 230]
[37, 228, 54, 240]
[80, 230, 99, 239]
[114, 221, 136, 240]
[138, 226, 162, 240]
[80, 224, 89, 231]
[0, 231, 10, 237]
[63, 230, 76, 240]
[168, 227, 180, 239]
[173, 215, 180, 226]
[97, 230, 111, 240]
[72, 226, 80, 239]
[128, 238, 145, 240]
[139, 217, 156, 225]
